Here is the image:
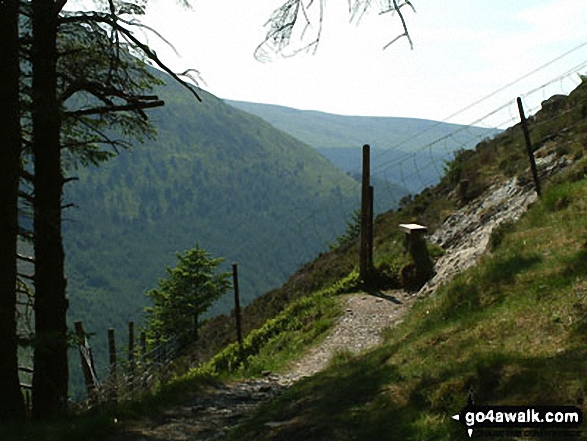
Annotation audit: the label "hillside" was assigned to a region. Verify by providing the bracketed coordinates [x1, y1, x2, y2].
[212, 79, 587, 440]
[225, 100, 500, 193]
[5, 74, 587, 441]
[62, 68, 364, 388]
[99, 79, 587, 440]
[151, 78, 587, 373]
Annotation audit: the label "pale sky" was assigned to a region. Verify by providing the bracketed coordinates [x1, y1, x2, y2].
[132, 0, 587, 127]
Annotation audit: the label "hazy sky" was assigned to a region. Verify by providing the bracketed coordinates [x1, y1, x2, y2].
[135, 0, 587, 126]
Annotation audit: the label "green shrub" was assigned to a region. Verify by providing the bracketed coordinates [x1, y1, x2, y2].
[488, 220, 515, 252]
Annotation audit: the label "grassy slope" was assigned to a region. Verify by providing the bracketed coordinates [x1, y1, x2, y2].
[227, 167, 587, 440]
[180, 80, 587, 375]
[217, 83, 587, 439]
[5, 80, 586, 441]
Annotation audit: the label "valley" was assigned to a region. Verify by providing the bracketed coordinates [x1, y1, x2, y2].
[226, 100, 500, 193]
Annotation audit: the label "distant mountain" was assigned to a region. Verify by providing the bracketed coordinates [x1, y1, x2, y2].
[63, 69, 369, 391]
[225, 100, 501, 194]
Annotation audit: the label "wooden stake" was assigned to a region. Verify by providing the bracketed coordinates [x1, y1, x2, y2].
[368, 185, 374, 271]
[517, 97, 541, 197]
[360, 144, 372, 284]
[108, 328, 117, 375]
[74, 321, 96, 397]
[232, 263, 243, 347]
[128, 322, 135, 390]
[107, 328, 118, 401]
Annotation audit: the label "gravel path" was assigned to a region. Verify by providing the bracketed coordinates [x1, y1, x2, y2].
[283, 290, 414, 380]
[109, 290, 414, 441]
[109, 150, 570, 440]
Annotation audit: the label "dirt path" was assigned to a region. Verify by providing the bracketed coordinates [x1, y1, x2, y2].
[109, 290, 414, 441]
[109, 151, 568, 440]
[282, 290, 415, 381]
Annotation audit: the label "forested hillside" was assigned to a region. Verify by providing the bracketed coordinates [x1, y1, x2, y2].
[226, 100, 500, 193]
[62, 68, 372, 388]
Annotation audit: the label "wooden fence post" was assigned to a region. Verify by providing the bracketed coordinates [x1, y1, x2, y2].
[74, 321, 97, 398]
[107, 328, 118, 401]
[368, 185, 374, 271]
[232, 263, 243, 348]
[108, 328, 117, 376]
[517, 97, 541, 197]
[128, 322, 135, 394]
[360, 144, 373, 284]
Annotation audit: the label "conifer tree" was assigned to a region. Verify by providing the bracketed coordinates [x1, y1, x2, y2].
[28, 0, 198, 418]
[146, 246, 231, 344]
[0, 0, 27, 422]
[30, 0, 69, 419]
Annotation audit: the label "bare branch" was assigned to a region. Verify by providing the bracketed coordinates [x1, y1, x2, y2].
[59, 12, 201, 101]
[382, 0, 414, 50]
[65, 99, 164, 118]
[18, 190, 34, 204]
[18, 227, 34, 240]
[117, 16, 180, 58]
[20, 170, 34, 183]
[259, 0, 416, 60]
[17, 273, 34, 282]
[17, 254, 35, 264]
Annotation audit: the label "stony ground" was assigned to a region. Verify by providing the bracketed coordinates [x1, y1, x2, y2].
[109, 151, 570, 441]
[108, 291, 414, 441]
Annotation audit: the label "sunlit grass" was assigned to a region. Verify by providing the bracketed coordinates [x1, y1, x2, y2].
[225, 173, 587, 441]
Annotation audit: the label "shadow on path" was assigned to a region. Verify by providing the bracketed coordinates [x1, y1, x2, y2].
[364, 289, 403, 305]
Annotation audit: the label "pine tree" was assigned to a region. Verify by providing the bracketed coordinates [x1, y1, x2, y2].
[27, 0, 197, 418]
[30, 0, 69, 419]
[146, 246, 231, 344]
[0, 0, 27, 422]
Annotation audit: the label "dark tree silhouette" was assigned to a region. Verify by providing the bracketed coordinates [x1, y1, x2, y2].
[31, 0, 69, 419]
[0, 0, 27, 422]
[28, 0, 199, 418]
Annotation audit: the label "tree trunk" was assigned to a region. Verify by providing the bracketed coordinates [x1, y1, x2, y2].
[193, 307, 199, 342]
[31, 0, 69, 419]
[0, 0, 27, 422]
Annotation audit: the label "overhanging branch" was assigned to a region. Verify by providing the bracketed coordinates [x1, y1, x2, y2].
[65, 99, 164, 118]
[60, 12, 202, 102]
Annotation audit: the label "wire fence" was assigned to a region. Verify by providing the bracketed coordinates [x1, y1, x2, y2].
[97, 42, 587, 327]
[275, 50, 587, 259]
[73, 323, 184, 409]
[15, 41, 587, 409]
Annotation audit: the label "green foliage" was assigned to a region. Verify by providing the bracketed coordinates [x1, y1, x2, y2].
[64, 69, 361, 395]
[193, 271, 359, 376]
[17, 3, 164, 171]
[58, 19, 163, 169]
[145, 245, 231, 343]
[226, 165, 587, 441]
[331, 209, 361, 249]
